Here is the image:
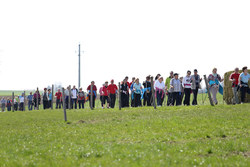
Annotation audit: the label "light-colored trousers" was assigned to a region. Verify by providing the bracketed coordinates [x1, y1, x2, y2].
[210, 85, 218, 104]
[232, 87, 239, 104]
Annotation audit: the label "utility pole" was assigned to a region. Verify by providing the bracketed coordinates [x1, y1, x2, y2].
[78, 44, 81, 89]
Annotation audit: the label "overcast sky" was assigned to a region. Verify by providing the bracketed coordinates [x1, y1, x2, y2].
[0, 0, 249, 91]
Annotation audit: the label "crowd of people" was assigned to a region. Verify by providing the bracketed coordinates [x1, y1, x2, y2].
[1, 67, 250, 112]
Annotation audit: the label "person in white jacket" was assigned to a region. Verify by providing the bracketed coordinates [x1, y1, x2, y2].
[182, 70, 193, 106]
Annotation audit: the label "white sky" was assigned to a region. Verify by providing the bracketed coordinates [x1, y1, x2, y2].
[0, 0, 249, 90]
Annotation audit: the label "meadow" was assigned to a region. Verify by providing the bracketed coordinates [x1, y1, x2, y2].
[0, 103, 249, 167]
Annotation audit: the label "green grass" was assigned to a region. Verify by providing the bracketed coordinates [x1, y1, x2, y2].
[0, 104, 249, 166]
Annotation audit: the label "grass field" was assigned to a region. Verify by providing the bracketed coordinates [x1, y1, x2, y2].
[0, 104, 249, 166]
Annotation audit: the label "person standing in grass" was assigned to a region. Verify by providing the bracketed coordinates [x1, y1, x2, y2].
[183, 70, 192, 106]
[143, 75, 152, 106]
[33, 90, 41, 110]
[7, 98, 12, 111]
[27, 92, 33, 111]
[55, 89, 62, 109]
[48, 89, 52, 109]
[107, 79, 118, 108]
[14, 96, 18, 111]
[191, 69, 202, 105]
[239, 66, 250, 104]
[133, 78, 143, 107]
[99, 84, 104, 108]
[170, 73, 182, 106]
[1, 97, 6, 112]
[208, 68, 223, 105]
[42, 88, 49, 109]
[121, 79, 129, 108]
[64, 86, 69, 109]
[78, 88, 85, 109]
[101, 81, 110, 109]
[179, 76, 185, 103]
[71, 85, 78, 109]
[19, 93, 24, 111]
[87, 81, 97, 108]
[165, 71, 174, 106]
[229, 67, 240, 104]
[154, 76, 166, 106]
[129, 77, 136, 107]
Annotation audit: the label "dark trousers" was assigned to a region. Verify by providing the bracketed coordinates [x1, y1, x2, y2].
[184, 88, 191, 106]
[48, 100, 52, 108]
[65, 96, 69, 109]
[127, 93, 130, 107]
[240, 87, 250, 102]
[173, 92, 181, 106]
[121, 93, 128, 108]
[167, 92, 173, 106]
[134, 93, 141, 107]
[100, 96, 103, 107]
[110, 94, 116, 108]
[192, 88, 199, 105]
[7, 106, 11, 111]
[89, 95, 96, 108]
[78, 100, 84, 109]
[19, 102, 24, 111]
[34, 98, 40, 108]
[14, 103, 18, 111]
[56, 99, 61, 109]
[156, 91, 164, 106]
[143, 92, 152, 106]
[71, 98, 77, 109]
[43, 100, 48, 109]
[28, 101, 33, 111]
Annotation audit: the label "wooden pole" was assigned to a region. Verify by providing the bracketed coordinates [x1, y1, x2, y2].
[23, 91, 26, 111]
[203, 75, 214, 106]
[12, 92, 14, 112]
[150, 77, 156, 109]
[62, 88, 67, 121]
[51, 84, 54, 109]
[145, 80, 147, 106]
[68, 85, 71, 110]
[37, 87, 39, 110]
[90, 85, 93, 110]
[118, 82, 121, 110]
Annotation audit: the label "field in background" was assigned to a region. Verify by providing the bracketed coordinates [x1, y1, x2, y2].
[0, 104, 249, 166]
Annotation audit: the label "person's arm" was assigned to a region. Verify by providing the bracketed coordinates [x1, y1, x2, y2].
[170, 79, 174, 89]
[239, 75, 242, 87]
[229, 73, 234, 82]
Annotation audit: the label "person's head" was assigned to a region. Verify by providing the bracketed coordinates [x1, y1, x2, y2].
[44, 88, 47, 92]
[91, 81, 95, 85]
[73, 85, 76, 89]
[111, 79, 114, 84]
[58, 89, 61, 92]
[125, 76, 129, 82]
[180, 76, 183, 81]
[187, 70, 191, 76]
[234, 67, 239, 73]
[170, 71, 174, 77]
[22, 93, 24, 96]
[159, 76, 163, 83]
[135, 78, 139, 84]
[174, 73, 179, 79]
[194, 69, 198, 75]
[242, 66, 248, 73]
[79, 88, 82, 92]
[132, 77, 135, 82]
[30, 92, 32, 95]
[105, 81, 108, 86]
[212, 68, 217, 74]
[48, 89, 51, 93]
[146, 75, 150, 81]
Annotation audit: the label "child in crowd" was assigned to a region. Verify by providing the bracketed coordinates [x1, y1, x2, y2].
[7, 98, 12, 111]
[1, 97, 6, 112]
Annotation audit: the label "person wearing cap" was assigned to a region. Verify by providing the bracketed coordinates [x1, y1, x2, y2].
[229, 67, 240, 104]
[208, 68, 224, 105]
[121, 79, 129, 108]
[239, 66, 250, 104]
[27, 92, 33, 111]
[142, 75, 152, 106]
[155, 74, 161, 81]
[42, 88, 49, 109]
[101, 81, 110, 109]
[99, 84, 105, 108]
[129, 77, 136, 107]
[78, 88, 85, 109]
[133, 78, 143, 107]
[87, 81, 97, 108]
[170, 73, 182, 106]
[191, 69, 202, 105]
[55, 89, 62, 109]
[19, 93, 25, 111]
[154, 76, 166, 106]
[107, 79, 118, 108]
[183, 71, 192, 106]
[166, 71, 174, 106]
[71, 85, 78, 109]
